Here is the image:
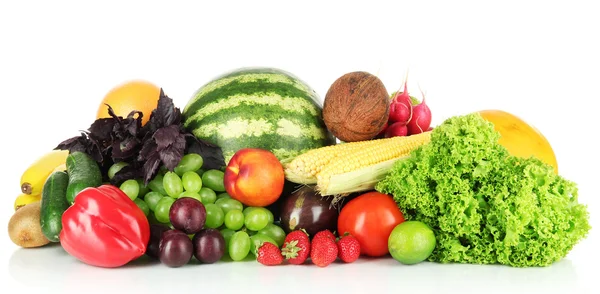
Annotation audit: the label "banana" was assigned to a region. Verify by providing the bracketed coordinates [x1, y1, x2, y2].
[14, 193, 41, 211]
[20, 150, 69, 195]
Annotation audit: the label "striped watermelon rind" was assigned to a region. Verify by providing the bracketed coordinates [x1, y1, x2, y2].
[182, 67, 335, 164]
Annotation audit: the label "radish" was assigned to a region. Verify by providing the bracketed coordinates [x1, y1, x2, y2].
[406, 90, 432, 135]
[385, 121, 408, 138]
[388, 78, 412, 125]
[376, 122, 389, 138]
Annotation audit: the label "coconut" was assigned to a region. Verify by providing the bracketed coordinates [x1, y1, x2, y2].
[322, 71, 390, 142]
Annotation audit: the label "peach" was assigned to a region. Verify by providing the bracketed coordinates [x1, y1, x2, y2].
[224, 148, 285, 207]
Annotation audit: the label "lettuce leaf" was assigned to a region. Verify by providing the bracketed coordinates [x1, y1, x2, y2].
[376, 113, 591, 267]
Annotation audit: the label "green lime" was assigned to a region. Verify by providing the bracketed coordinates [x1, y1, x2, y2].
[388, 221, 436, 265]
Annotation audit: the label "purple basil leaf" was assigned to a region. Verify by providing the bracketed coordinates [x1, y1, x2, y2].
[157, 89, 176, 126]
[55, 135, 85, 152]
[124, 110, 143, 135]
[110, 164, 140, 186]
[185, 134, 225, 170]
[146, 89, 181, 130]
[139, 138, 157, 161]
[111, 137, 140, 160]
[158, 133, 186, 171]
[88, 118, 116, 142]
[142, 152, 162, 184]
[88, 139, 105, 163]
[106, 104, 122, 120]
[55, 132, 106, 163]
[153, 125, 181, 151]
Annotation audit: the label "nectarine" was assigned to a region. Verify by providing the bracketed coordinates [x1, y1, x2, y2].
[224, 148, 284, 207]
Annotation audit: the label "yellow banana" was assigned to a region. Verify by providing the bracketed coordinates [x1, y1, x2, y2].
[20, 150, 69, 195]
[14, 193, 41, 211]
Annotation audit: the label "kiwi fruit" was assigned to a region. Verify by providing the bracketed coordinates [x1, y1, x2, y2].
[8, 201, 50, 248]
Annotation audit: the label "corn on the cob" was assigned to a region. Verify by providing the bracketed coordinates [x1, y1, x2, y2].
[283, 137, 394, 184]
[284, 131, 432, 196]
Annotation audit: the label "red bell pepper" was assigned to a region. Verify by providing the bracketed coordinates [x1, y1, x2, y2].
[60, 184, 150, 268]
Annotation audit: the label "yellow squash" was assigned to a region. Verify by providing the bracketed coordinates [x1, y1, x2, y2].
[478, 109, 558, 174]
[20, 150, 69, 195]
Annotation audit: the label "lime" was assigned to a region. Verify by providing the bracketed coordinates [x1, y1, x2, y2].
[388, 221, 436, 265]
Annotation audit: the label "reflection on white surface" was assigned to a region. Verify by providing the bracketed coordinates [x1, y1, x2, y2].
[8, 245, 584, 294]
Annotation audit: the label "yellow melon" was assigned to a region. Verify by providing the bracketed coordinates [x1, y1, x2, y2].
[478, 109, 558, 174]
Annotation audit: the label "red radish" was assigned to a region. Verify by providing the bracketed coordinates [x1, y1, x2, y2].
[406, 90, 432, 135]
[384, 122, 408, 138]
[388, 78, 413, 125]
[376, 122, 389, 138]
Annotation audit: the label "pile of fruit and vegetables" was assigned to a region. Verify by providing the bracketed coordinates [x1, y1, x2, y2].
[8, 67, 590, 268]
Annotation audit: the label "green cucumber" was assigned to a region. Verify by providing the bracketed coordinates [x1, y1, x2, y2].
[40, 171, 70, 242]
[65, 151, 102, 203]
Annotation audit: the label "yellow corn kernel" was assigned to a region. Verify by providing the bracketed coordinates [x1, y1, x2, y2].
[317, 131, 432, 196]
[284, 138, 388, 184]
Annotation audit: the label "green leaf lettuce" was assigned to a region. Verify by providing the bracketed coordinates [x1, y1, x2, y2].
[376, 113, 590, 267]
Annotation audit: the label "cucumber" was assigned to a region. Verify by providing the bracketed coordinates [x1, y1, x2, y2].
[65, 151, 102, 203]
[40, 171, 69, 242]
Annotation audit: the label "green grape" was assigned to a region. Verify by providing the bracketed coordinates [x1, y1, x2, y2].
[215, 198, 243, 216]
[148, 174, 167, 195]
[134, 198, 149, 216]
[217, 192, 231, 201]
[163, 171, 183, 198]
[195, 169, 205, 177]
[249, 234, 277, 256]
[181, 171, 202, 193]
[243, 227, 258, 236]
[119, 179, 139, 200]
[144, 192, 163, 211]
[243, 206, 257, 216]
[265, 209, 274, 224]
[146, 211, 164, 225]
[257, 223, 286, 247]
[224, 210, 244, 231]
[244, 208, 270, 231]
[178, 190, 202, 202]
[136, 179, 150, 197]
[229, 231, 251, 261]
[108, 162, 129, 179]
[154, 197, 175, 224]
[204, 203, 224, 229]
[201, 169, 225, 192]
[174, 153, 204, 176]
[243, 207, 273, 223]
[220, 228, 236, 254]
[199, 187, 217, 204]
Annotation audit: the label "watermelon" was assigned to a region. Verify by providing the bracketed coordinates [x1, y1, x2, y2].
[182, 67, 335, 164]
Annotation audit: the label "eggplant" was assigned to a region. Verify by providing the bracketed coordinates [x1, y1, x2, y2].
[279, 185, 339, 237]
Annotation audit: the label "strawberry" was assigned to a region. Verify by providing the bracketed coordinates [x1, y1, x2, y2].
[257, 242, 284, 266]
[310, 232, 338, 267]
[313, 229, 335, 241]
[281, 230, 310, 265]
[336, 234, 360, 263]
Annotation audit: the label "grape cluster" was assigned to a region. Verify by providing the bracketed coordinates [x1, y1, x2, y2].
[109, 153, 286, 266]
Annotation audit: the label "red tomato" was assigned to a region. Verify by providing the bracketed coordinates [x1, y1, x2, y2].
[337, 191, 405, 257]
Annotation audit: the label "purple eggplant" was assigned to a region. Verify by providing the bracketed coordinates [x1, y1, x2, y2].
[279, 185, 339, 237]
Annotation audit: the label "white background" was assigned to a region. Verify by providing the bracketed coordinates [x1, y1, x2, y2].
[1, 0, 598, 293]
